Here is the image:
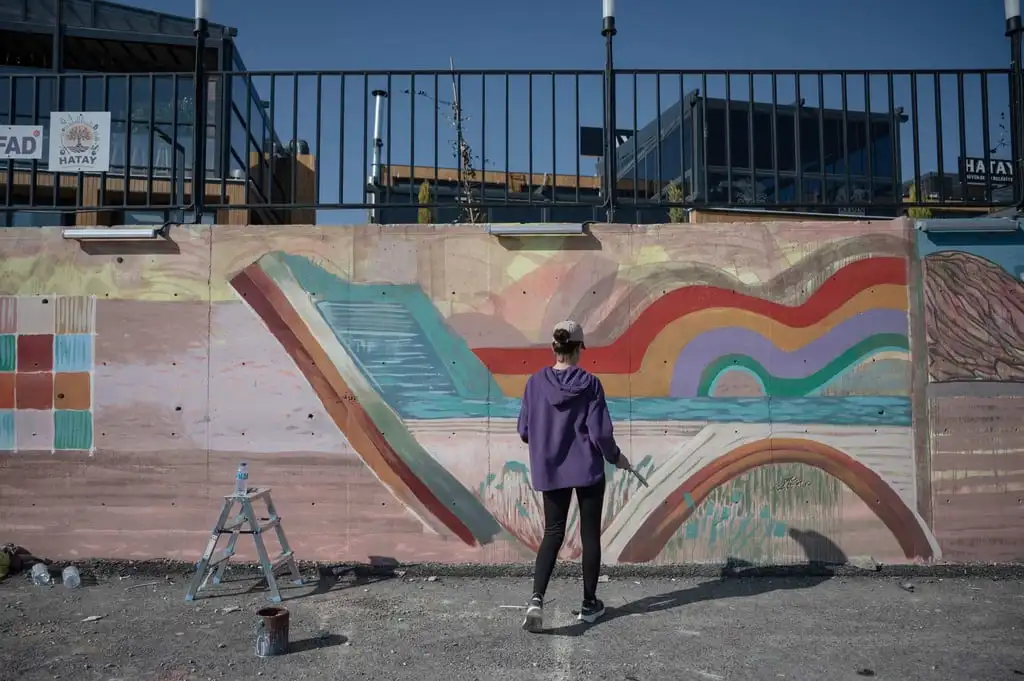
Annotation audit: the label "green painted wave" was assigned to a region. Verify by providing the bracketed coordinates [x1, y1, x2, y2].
[697, 333, 910, 397]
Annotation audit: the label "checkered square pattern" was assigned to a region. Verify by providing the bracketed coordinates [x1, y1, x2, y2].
[0, 295, 96, 453]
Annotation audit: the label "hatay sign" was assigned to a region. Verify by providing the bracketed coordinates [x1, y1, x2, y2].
[48, 111, 111, 172]
[0, 125, 43, 160]
[961, 156, 1014, 187]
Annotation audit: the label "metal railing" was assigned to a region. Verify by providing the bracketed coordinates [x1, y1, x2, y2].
[1, 68, 1018, 224]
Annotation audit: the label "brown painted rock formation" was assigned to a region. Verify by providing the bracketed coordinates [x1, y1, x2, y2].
[923, 251, 1024, 382]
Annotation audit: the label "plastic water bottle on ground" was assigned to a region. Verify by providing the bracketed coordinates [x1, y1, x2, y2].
[62, 565, 81, 588]
[30, 563, 52, 586]
[234, 462, 249, 496]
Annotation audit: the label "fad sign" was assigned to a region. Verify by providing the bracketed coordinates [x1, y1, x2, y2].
[0, 125, 44, 160]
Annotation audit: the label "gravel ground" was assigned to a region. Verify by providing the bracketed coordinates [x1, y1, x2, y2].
[1, 567, 1022, 681]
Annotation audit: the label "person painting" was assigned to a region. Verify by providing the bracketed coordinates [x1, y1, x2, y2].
[516, 320, 631, 632]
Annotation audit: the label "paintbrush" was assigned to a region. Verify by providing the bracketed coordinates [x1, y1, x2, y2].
[628, 466, 649, 488]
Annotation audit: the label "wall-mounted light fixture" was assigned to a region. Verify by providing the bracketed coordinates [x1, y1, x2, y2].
[916, 218, 1020, 233]
[61, 227, 167, 240]
[486, 223, 587, 237]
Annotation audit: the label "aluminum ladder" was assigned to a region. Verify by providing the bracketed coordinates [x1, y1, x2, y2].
[184, 487, 302, 603]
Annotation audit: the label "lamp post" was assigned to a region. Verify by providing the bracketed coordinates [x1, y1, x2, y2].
[1006, 0, 1023, 206]
[603, 0, 617, 222]
[193, 0, 210, 223]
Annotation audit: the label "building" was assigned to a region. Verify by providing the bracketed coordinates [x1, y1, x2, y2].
[615, 91, 905, 216]
[0, 0, 314, 227]
[377, 91, 908, 224]
[376, 166, 608, 224]
[901, 157, 1014, 218]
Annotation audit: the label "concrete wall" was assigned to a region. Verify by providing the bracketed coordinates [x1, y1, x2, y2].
[0, 220, 1020, 566]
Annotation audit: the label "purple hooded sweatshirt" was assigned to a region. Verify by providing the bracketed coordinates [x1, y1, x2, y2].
[516, 365, 621, 492]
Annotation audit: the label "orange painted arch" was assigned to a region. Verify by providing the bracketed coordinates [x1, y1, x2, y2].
[618, 438, 935, 563]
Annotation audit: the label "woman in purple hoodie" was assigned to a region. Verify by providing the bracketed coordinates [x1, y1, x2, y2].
[516, 320, 631, 632]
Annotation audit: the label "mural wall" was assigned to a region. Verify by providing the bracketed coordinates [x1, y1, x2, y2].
[0, 220, 1016, 565]
[919, 230, 1024, 562]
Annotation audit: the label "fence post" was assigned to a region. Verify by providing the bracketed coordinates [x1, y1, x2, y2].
[1007, 0, 1024, 206]
[603, 0, 617, 222]
[193, 0, 210, 223]
[52, 0, 63, 73]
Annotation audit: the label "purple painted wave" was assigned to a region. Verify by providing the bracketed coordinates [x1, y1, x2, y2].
[669, 308, 909, 397]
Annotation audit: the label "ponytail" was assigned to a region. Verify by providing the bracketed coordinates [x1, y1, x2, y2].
[552, 328, 581, 356]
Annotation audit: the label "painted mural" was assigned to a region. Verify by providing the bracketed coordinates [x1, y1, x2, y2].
[0, 295, 96, 453]
[1, 219, 1012, 565]
[919, 231, 1024, 562]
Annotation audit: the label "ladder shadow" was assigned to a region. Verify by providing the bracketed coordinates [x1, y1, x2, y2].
[197, 564, 398, 602]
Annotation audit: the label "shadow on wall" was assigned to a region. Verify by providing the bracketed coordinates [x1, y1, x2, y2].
[540, 529, 846, 638]
[493, 232, 604, 252]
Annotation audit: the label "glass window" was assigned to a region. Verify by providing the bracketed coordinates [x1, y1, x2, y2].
[802, 177, 824, 204]
[706, 105, 726, 168]
[773, 176, 799, 203]
[153, 76, 185, 126]
[870, 121, 894, 179]
[799, 111, 820, 173]
[752, 111, 773, 171]
[657, 125, 684, 183]
[83, 75, 106, 112]
[823, 178, 895, 204]
[845, 118, 867, 175]
[13, 76, 39, 121]
[821, 116, 843, 174]
[870, 179, 896, 200]
[728, 108, 749, 169]
[777, 113, 795, 172]
[7, 211, 67, 228]
[706, 171, 769, 204]
[59, 77, 82, 110]
[129, 75, 153, 122]
[550, 205, 603, 222]
[683, 118, 692, 177]
[35, 77, 57, 120]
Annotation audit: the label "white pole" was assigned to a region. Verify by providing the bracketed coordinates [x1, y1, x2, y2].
[368, 89, 387, 222]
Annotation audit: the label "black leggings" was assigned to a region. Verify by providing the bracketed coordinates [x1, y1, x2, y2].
[532, 477, 605, 602]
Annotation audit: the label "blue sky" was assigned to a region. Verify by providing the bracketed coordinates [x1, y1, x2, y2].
[148, 0, 1006, 71]
[126, 0, 1013, 218]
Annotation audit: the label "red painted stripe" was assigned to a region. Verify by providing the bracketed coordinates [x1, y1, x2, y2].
[616, 438, 935, 563]
[473, 256, 907, 375]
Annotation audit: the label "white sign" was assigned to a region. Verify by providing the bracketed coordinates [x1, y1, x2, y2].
[962, 156, 1013, 186]
[48, 111, 111, 172]
[0, 125, 43, 160]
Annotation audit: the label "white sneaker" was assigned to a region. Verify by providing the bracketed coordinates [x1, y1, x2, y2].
[522, 595, 543, 632]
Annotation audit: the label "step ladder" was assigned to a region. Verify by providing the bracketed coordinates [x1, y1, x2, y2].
[184, 487, 303, 603]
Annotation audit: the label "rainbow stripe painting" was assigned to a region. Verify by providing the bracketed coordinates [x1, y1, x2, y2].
[226, 222, 937, 565]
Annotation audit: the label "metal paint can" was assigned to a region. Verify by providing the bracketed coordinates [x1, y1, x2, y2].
[254, 606, 290, 657]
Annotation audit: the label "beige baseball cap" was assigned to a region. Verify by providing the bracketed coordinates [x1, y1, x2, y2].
[553, 320, 586, 347]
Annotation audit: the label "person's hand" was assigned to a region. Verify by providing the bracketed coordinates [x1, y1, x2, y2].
[615, 450, 632, 470]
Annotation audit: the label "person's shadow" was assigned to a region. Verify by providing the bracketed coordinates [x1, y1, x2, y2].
[539, 528, 846, 637]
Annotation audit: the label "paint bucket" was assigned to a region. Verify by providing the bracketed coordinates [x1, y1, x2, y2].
[254, 606, 290, 657]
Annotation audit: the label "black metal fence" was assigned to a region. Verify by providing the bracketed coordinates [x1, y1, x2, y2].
[1, 68, 1018, 225]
